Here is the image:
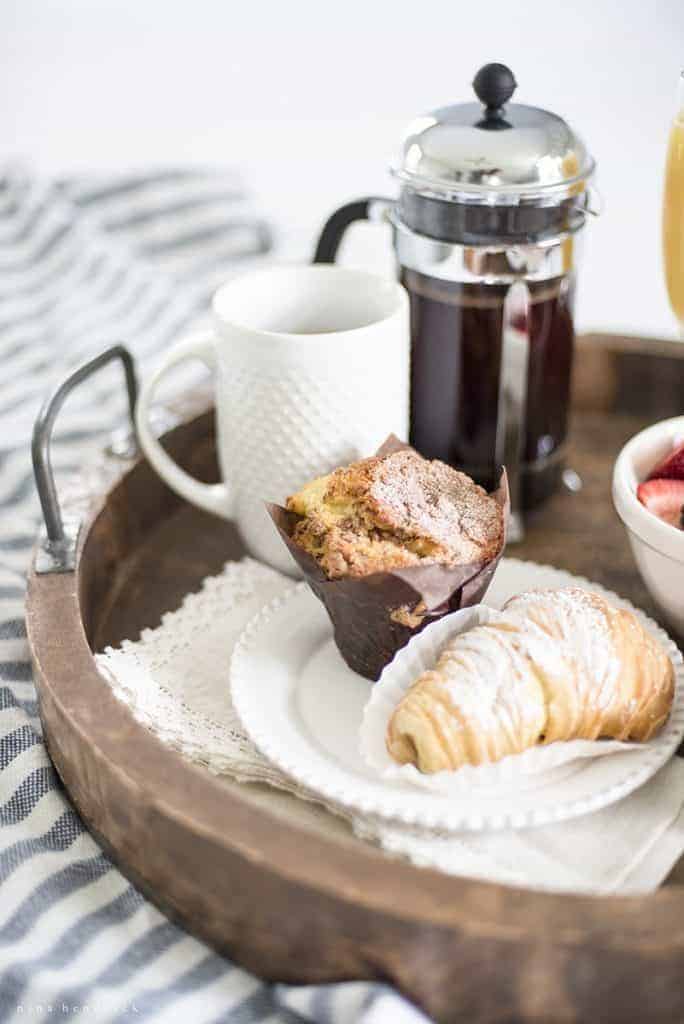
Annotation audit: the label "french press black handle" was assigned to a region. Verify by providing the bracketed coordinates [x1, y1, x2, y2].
[313, 197, 392, 263]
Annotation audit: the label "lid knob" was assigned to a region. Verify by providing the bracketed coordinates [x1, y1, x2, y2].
[472, 63, 517, 113]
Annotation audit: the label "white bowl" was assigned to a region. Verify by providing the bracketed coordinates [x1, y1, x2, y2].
[612, 416, 684, 635]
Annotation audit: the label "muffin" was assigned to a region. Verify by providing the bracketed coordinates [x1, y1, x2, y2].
[287, 450, 504, 579]
[268, 440, 508, 680]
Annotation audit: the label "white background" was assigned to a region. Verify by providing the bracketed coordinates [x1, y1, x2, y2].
[3, 0, 683, 338]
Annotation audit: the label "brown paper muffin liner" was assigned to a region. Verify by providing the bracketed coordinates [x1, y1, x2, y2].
[266, 437, 509, 681]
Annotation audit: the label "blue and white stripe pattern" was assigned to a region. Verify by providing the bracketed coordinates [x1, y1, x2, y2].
[0, 165, 427, 1023]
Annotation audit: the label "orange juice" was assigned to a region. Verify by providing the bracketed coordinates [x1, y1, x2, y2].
[663, 98, 684, 326]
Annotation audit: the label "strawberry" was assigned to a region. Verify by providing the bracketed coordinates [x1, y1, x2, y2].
[637, 479, 684, 529]
[647, 440, 684, 481]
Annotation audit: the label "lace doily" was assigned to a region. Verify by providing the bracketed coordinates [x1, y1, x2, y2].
[96, 556, 684, 894]
[97, 559, 297, 785]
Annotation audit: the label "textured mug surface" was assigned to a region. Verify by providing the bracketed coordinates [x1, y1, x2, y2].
[136, 265, 410, 574]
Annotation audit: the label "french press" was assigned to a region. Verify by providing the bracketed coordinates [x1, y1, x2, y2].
[314, 63, 599, 528]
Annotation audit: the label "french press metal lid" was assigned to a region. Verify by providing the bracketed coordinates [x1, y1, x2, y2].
[394, 62, 596, 246]
[315, 62, 598, 261]
[383, 62, 601, 321]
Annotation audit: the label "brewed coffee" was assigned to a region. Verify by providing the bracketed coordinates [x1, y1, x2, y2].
[404, 269, 575, 507]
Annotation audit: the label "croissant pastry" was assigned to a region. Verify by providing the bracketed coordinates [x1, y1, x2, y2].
[387, 588, 675, 772]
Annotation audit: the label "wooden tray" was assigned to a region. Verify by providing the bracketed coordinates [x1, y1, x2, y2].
[26, 334, 684, 1024]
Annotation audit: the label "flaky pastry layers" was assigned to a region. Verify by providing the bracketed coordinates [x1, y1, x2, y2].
[387, 587, 675, 772]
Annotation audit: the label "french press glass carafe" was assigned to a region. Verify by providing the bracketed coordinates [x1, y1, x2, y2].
[314, 63, 599, 527]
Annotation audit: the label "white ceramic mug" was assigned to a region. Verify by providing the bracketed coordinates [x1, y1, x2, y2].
[136, 265, 410, 575]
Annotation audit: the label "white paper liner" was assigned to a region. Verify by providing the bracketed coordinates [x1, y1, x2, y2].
[360, 603, 680, 795]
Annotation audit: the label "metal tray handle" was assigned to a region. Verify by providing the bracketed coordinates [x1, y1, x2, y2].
[32, 345, 138, 574]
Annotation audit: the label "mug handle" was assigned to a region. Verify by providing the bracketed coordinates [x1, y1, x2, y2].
[313, 197, 393, 263]
[135, 330, 233, 518]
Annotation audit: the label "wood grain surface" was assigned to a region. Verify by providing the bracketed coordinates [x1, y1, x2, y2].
[25, 334, 684, 1024]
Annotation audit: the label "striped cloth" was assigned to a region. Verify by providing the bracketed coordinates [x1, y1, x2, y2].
[0, 166, 428, 1024]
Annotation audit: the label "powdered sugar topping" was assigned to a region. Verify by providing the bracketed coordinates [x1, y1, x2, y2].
[502, 587, 622, 710]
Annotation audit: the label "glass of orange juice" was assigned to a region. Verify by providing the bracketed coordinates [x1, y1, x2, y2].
[663, 70, 684, 333]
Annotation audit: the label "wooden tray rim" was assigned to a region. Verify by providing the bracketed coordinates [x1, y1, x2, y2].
[24, 403, 684, 955]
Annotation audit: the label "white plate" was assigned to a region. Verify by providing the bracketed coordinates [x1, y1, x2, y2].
[230, 558, 684, 831]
